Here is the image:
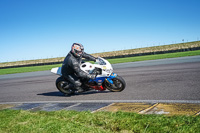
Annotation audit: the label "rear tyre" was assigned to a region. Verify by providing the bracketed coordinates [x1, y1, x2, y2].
[104, 75, 126, 92]
[56, 77, 73, 95]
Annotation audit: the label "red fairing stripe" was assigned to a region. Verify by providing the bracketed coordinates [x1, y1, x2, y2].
[89, 85, 106, 91]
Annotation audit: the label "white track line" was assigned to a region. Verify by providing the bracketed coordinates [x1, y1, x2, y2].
[1, 100, 200, 104]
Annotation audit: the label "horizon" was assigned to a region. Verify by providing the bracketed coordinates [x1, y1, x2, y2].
[1, 0, 200, 62]
[1, 40, 199, 63]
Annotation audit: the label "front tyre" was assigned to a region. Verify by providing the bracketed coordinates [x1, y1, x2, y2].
[104, 75, 126, 92]
[56, 77, 73, 95]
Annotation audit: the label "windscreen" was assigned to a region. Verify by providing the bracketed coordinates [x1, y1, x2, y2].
[99, 58, 106, 65]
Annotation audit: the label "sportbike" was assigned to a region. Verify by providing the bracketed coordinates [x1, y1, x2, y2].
[51, 57, 126, 95]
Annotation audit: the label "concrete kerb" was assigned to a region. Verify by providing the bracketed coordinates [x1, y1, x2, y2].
[1, 101, 200, 116]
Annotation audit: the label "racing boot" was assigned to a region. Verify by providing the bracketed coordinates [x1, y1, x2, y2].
[82, 84, 92, 91]
[74, 87, 84, 94]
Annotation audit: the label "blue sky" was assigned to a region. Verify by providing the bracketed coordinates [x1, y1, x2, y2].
[0, 0, 200, 62]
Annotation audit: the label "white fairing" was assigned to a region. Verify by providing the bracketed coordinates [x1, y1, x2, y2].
[80, 57, 113, 77]
[51, 57, 113, 77]
[51, 67, 62, 76]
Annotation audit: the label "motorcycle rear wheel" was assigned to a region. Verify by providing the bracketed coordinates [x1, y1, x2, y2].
[56, 77, 73, 95]
[104, 75, 126, 92]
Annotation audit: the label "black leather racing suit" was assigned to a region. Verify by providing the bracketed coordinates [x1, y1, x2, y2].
[61, 51, 96, 92]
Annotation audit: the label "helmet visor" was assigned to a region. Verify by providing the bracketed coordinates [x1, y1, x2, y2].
[77, 50, 83, 55]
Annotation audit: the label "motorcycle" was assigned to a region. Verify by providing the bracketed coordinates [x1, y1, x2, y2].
[51, 57, 126, 95]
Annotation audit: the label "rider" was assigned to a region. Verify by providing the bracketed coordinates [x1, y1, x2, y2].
[61, 43, 96, 94]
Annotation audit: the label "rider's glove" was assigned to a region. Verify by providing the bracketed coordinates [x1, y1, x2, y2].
[89, 74, 96, 80]
[95, 58, 99, 63]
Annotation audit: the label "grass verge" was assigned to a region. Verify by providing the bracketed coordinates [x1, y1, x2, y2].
[107, 49, 200, 64]
[0, 109, 199, 133]
[0, 50, 200, 75]
[0, 64, 62, 75]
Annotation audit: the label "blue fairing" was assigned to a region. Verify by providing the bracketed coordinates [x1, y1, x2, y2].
[89, 73, 117, 84]
[106, 73, 117, 84]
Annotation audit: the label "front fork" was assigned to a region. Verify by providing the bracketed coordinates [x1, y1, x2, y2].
[105, 73, 117, 84]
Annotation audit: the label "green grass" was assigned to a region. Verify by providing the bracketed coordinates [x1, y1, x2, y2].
[0, 109, 199, 133]
[107, 49, 200, 64]
[0, 64, 62, 75]
[0, 50, 200, 75]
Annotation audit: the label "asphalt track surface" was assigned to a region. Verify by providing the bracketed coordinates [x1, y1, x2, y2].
[0, 56, 200, 104]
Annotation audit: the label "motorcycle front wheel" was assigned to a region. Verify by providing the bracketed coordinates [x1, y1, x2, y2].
[104, 75, 126, 92]
[56, 77, 73, 95]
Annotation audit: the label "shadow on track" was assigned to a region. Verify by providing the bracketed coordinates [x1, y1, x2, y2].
[37, 90, 111, 97]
